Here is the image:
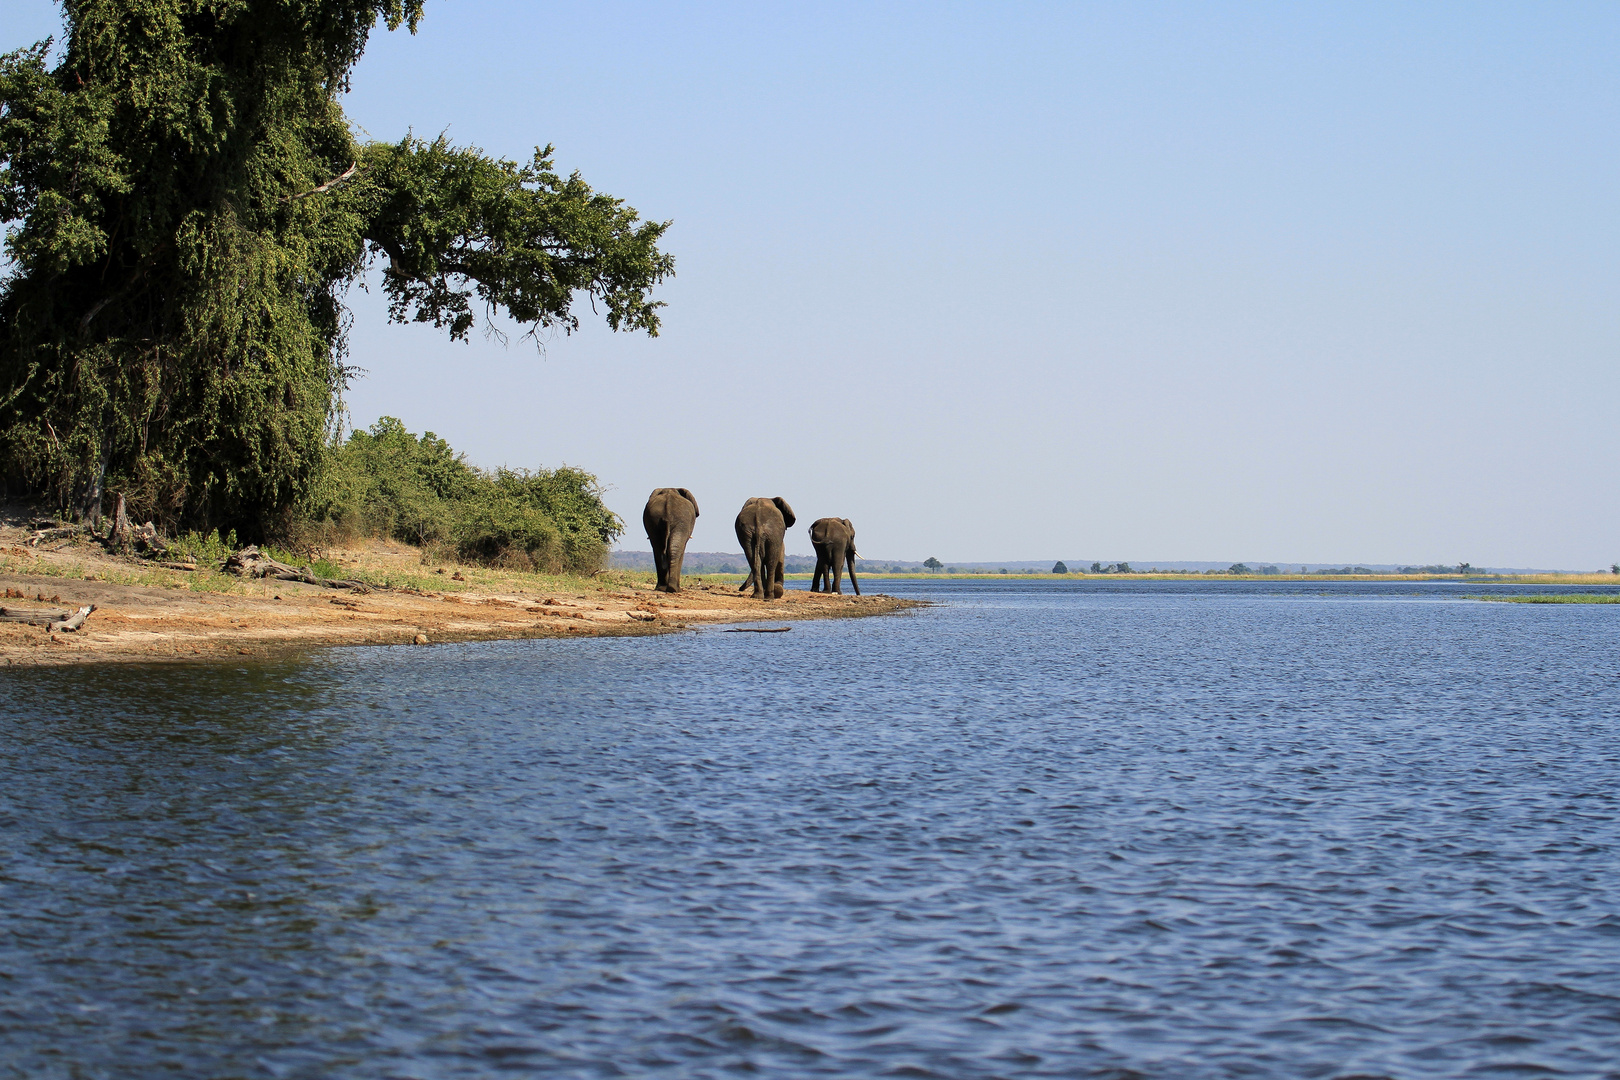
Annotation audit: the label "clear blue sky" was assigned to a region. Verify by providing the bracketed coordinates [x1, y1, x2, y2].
[8, 2, 1618, 567]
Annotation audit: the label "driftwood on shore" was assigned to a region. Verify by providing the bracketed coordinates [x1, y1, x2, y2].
[50, 605, 95, 632]
[0, 604, 95, 631]
[27, 524, 89, 546]
[25, 495, 168, 557]
[222, 546, 377, 592]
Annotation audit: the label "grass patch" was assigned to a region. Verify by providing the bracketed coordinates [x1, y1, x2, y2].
[186, 570, 248, 594]
[0, 554, 88, 584]
[310, 557, 343, 579]
[0, 550, 252, 594]
[1468, 593, 1620, 604]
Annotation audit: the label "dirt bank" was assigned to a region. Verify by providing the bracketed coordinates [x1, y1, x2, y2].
[0, 520, 916, 667]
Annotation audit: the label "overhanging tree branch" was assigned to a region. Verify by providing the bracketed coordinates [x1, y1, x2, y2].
[285, 161, 360, 201]
[0, 2, 670, 535]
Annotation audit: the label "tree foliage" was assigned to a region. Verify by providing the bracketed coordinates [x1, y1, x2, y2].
[316, 416, 621, 573]
[0, 1, 672, 534]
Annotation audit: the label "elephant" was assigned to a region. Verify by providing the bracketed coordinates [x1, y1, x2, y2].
[643, 487, 699, 593]
[809, 517, 860, 595]
[734, 496, 796, 600]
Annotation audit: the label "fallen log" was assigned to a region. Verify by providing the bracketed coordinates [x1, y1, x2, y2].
[222, 546, 377, 592]
[49, 605, 95, 632]
[0, 606, 71, 625]
[27, 524, 88, 546]
[722, 626, 792, 633]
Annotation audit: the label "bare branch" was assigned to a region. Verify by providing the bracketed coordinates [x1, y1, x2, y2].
[286, 162, 361, 201]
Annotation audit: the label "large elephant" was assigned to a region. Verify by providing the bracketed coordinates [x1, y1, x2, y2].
[734, 496, 796, 600]
[809, 517, 860, 595]
[643, 487, 699, 593]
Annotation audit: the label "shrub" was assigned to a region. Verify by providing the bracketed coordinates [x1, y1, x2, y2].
[168, 529, 241, 566]
[298, 417, 621, 573]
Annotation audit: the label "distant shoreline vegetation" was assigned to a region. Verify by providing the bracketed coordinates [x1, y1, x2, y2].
[608, 552, 1618, 585]
[651, 573, 1620, 588]
[1468, 594, 1620, 604]
[611, 553, 1612, 578]
[826, 572, 1616, 584]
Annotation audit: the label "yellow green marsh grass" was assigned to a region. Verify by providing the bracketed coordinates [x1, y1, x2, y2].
[847, 572, 1620, 583]
[1468, 593, 1620, 604]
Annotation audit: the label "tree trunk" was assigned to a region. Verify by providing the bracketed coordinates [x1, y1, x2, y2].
[108, 493, 131, 551]
[76, 452, 108, 528]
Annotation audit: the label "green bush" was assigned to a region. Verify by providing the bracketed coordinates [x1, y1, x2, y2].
[301, 417, 621, 573]
[168, 529, 241, 566]
[316, 416, 474, 545]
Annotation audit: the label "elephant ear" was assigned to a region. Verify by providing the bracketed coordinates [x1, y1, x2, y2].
[842, 518, 853, 530]
[774, 497, 796, 527]
[678, 488, 698, 516]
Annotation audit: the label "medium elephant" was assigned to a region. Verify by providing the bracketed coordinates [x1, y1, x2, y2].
[810, 517, 860, 595]
[734, 496, 796, 600]
[643, 487, 699, 593]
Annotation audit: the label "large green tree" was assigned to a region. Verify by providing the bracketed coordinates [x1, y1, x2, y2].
[0, 1, 672, 534]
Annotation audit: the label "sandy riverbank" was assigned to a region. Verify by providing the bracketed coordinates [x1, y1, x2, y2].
[0, 523, 917, 667]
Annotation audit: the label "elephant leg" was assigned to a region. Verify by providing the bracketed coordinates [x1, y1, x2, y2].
[755, 540, 773, 601]
[810, 548, 827, 592]
[828, 544, 844, 594]
[846, 548, 861, 595]
[650, 523, 671, 591]
[770, 542, 786, 600]
[748, 542, 769, 600]
[666, 527, 690, 592]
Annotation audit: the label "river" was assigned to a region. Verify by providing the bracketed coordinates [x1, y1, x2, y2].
[3, 580, 1618, 1078]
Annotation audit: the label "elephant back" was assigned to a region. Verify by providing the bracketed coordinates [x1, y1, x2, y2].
[737, 497, 787, 527]
[646, 487, 698, 523]
[809, 516, 851, 545]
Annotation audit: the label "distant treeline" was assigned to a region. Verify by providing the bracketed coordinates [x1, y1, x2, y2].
[609, 553, 1539, 577]
[612, 551, 818, 575]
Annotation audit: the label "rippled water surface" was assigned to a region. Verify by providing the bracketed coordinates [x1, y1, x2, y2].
[4, 580, 1619, 1078]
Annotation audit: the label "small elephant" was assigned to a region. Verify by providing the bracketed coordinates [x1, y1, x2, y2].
[734, 496, 796, 600]
[643, 487, 699, 593]
[810, 517, 860, 595]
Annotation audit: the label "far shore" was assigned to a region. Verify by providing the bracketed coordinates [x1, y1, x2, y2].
[752, 571, 1620, 584]
[0, 529, 918, 668]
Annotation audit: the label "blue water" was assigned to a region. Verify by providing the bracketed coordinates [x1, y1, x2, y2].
[2, 580, 1618, 1078]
